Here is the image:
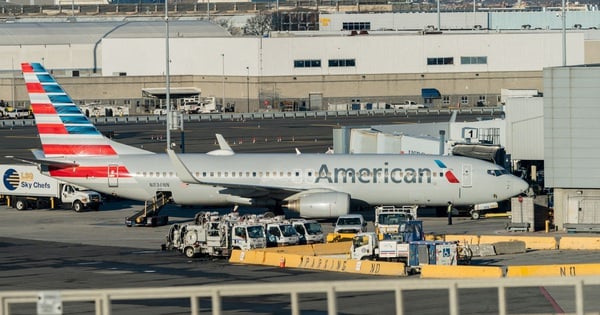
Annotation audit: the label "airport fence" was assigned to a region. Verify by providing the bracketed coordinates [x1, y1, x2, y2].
[1, 276, 598, 315]
[0, 107, 503, 129]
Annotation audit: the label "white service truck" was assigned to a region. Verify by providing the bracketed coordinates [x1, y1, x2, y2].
[374, 206, 417, 238]
[164, 211, 267, 258]
[291, 219, 325, 244]
[0, 164, 102, 211]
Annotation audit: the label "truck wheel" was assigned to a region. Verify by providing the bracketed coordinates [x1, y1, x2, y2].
[471, 211, 480, 220]
[15, 199, 27, 211]
[72, 201, 83, 212]
[184, 247, 196, 258]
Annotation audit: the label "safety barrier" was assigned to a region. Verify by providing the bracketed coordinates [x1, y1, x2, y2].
[559, 236, 600, 250]
[421, 265, 503, 279]
[507, 263, 600, 277]
[479, 235, 557, 250]
[444, 234, 559, 250]
[259, 241, 351, 256]
[2, 276, 598, 315]
[229, 250, 406, 276]
[0, 107, 503, 129]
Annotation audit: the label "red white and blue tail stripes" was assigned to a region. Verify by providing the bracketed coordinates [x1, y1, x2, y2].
[22, 62, 117, 157]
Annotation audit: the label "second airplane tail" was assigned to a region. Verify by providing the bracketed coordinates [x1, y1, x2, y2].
[21, 62, 151, 159]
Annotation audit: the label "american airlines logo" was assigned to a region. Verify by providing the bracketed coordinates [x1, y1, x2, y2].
[315, 160, 460, 184]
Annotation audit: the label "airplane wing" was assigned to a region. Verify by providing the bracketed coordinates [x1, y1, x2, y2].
[166, 148, 306, 198]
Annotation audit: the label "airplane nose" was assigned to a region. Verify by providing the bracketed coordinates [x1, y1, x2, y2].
[512, 176, 530, 195]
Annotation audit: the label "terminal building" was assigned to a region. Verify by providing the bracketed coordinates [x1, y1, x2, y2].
[0, 10, 599, 111]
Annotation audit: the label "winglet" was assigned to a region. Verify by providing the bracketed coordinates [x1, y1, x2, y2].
[216, 134, 233, 152]
[166, 149, 201, 184]
[207, 134, 235, 156]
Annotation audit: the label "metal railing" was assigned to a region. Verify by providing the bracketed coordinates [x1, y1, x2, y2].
[0, 107, 503, 129]
[1, 276, 598, 315]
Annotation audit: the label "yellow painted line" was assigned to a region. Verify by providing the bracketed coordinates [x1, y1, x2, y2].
[420, 265, 503, 279]
[559, 236, 600, 250]
[479, 235, 557, 250]
[507, 263, 600, 277]
[484, 212, 511, 218]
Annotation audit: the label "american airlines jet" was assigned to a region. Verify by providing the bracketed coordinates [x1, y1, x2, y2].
[20, 62, 528, 218]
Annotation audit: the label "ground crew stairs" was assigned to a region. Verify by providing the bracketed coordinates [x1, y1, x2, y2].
[125, 192, 171, 227]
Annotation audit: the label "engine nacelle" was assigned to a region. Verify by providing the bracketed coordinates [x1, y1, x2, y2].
[286, 192, 350, 218]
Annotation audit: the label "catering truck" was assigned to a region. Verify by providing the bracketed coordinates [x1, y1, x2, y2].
[0, 164, 102, 211]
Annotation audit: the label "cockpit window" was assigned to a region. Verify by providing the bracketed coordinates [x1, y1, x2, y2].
[487, 169, 509, 176]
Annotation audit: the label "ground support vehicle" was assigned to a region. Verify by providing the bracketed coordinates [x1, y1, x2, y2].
[351, 221, 425, 261]
[291, 219, 324, 244]
[374, 205, 417, 239]
[125, 192, 170, 227]
[0, 164, 102, 211]
[163, 211, 267, 258]
[254, 215, 300, 247]
[469, 202, 499, 220]
[351, 221, 469, 273]
[327, 214, 367, 242]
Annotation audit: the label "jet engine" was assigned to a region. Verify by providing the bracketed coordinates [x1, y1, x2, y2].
[285, 192, 350, 218]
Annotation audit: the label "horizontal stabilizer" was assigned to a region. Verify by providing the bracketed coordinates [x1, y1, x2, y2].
[4, 155, 79, 169]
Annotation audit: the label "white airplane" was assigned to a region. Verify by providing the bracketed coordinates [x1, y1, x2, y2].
[19, 62, 529, 218]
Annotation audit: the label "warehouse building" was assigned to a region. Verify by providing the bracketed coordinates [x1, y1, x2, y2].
[0, 11, 599, 111]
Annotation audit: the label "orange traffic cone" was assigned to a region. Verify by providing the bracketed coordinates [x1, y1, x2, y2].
[279, 256, 286, 268]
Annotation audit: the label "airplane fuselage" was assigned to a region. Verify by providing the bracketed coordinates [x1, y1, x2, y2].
[48, 153, 525, 208]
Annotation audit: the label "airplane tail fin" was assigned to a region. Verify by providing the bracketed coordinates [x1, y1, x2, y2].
[21, 62, 151, 158]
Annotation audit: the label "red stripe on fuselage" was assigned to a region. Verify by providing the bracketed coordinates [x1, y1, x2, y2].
[26, 83, 44, 93]
[42, 144, 117, 156]
[49, 165, 131, 178]
[37, 124, 68, 134]
[31, 103, 57, 115]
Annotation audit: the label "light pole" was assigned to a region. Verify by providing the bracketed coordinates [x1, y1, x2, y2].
[246, 66, 249, 113]
[221, 53, 225, 110]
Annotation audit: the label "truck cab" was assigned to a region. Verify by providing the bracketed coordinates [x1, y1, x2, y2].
[291, 219, 324, 244]
[334, 214, 367, 234]
[231, 223, 267, 250]
[375, 206, 416, 239]
[60, 184, 103, 212]
[265, 222, 300, 247]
